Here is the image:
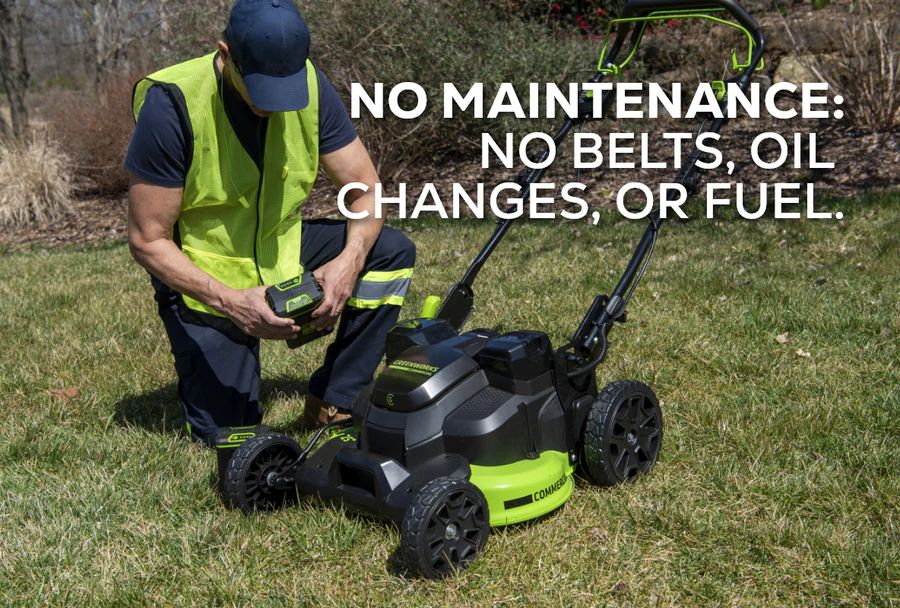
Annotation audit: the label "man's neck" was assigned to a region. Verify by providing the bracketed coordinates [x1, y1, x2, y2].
[215, 53, 270, 118]
[215, 53, 236, 95]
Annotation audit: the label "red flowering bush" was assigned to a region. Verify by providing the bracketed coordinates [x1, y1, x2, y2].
[535, 1, 615, 35]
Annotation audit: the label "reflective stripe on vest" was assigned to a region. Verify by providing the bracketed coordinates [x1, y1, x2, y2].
[132, 52, 319, 316]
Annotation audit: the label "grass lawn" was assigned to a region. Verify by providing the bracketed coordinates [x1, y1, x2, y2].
[0, 193, 897, 607]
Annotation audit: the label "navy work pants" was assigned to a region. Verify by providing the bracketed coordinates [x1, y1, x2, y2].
[153, 220, 416, 444]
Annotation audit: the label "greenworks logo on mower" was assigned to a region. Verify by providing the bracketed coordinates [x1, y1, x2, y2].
[388, 360, 440, 377]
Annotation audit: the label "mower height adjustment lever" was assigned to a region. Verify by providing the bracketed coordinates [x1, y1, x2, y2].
[269, 418, 355, 489]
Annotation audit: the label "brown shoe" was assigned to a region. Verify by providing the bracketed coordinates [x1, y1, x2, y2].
[303, 394, 351, 429]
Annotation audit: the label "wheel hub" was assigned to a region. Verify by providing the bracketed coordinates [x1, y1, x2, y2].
[444, 523, 459, 540]
[608, 393, 663, 480]
[265, 470, 280, 488]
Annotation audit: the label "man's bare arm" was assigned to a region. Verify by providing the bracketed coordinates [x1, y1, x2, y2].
[311, 138, 383, 328]
[127, 175, 299, 339]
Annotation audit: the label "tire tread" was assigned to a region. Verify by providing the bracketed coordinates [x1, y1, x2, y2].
[582, 380, 661, 486]
[400, 477, 488, 579]
[223, 432, 300, 513]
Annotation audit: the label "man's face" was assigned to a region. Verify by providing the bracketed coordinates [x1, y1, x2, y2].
[221, 46, 272, 118]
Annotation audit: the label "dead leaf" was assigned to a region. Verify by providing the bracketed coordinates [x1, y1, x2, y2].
[589, 528, 610, 543]
[795, 349, 812, 358]
[48, 387, 80, 400]
[776, 332, 790, 344]
[815, 276, 828, 286]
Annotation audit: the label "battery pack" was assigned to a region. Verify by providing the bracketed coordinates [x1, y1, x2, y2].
[266, 272, 333, 349]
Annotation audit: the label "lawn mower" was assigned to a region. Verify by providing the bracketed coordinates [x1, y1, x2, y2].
[217, 0, 765, 578]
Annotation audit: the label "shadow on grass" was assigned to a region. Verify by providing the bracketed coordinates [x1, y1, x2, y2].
[112, 382, 184, 435]
[111, 375, 312, 436]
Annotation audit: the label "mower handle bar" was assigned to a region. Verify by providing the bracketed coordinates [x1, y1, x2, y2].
[620, 0, 764, 49]
[437, 0, 765, 337]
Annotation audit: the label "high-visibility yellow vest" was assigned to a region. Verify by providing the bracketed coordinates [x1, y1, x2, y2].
[132, 51, 319, 315]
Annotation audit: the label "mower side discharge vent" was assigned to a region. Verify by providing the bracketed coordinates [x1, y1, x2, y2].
[338, 463, 376, 496]
[362, 423, 406, 464]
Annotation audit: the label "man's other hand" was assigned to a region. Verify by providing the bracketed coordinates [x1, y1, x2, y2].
[311, 253, 363, 330]
[221, 286, 301, 339]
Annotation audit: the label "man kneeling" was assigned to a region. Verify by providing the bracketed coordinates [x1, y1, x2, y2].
[125, 0, 414, 443]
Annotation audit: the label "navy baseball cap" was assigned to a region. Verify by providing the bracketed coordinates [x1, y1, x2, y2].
[225, 0, 311, 112]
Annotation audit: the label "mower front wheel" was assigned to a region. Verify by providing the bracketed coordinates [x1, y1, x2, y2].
[400, 477, 489, 579]
[223, 432, 302, 513]
[581, 380, 663, 486]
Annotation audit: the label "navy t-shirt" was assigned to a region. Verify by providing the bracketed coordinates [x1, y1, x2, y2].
[125, 61, 357, 188]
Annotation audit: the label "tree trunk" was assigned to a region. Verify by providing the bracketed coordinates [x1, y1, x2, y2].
[0, 109, 10, 139]
[0, 0, 29, 138]
[159, 0, 171, 54]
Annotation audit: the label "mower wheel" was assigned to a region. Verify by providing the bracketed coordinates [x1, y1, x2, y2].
[401, 477, 489, 579]
[223, 432, 301, 513]
[581, 380, 663, 486]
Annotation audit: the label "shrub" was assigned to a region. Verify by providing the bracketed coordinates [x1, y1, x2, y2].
[45, 74, 137, 196]
[0, 132, 73, 229]
[303, 0, 600, 178]
[789, 1, 898, 132]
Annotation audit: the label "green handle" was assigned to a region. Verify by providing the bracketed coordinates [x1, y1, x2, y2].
[420, 295, 441, 319]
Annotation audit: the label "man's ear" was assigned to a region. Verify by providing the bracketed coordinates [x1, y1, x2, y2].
[217, 40, 229, 58]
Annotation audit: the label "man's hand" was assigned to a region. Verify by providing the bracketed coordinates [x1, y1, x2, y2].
[220, 286, 301, 340]
[311, 252, 363, 330]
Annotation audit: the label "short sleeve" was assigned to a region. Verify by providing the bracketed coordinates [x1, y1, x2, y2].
[124, 85, 190, 188]
[316, 69, 358, 155]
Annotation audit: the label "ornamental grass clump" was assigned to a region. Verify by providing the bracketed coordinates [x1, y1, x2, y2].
[0, 133, 73, 229]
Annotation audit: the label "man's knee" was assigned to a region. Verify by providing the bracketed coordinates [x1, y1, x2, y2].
[377, 226, 416, 270]
[346, 227, 416, 311]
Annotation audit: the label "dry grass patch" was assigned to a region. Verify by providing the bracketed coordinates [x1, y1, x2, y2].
[0, 133, 73, 229]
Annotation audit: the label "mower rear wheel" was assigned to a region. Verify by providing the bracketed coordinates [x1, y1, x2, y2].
[401, 477, 489, 579]
[581, 380, 663, 486]
[223, 432, 301, 513]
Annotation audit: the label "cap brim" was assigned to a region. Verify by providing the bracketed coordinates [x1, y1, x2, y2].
[243, 65, 310, 113]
